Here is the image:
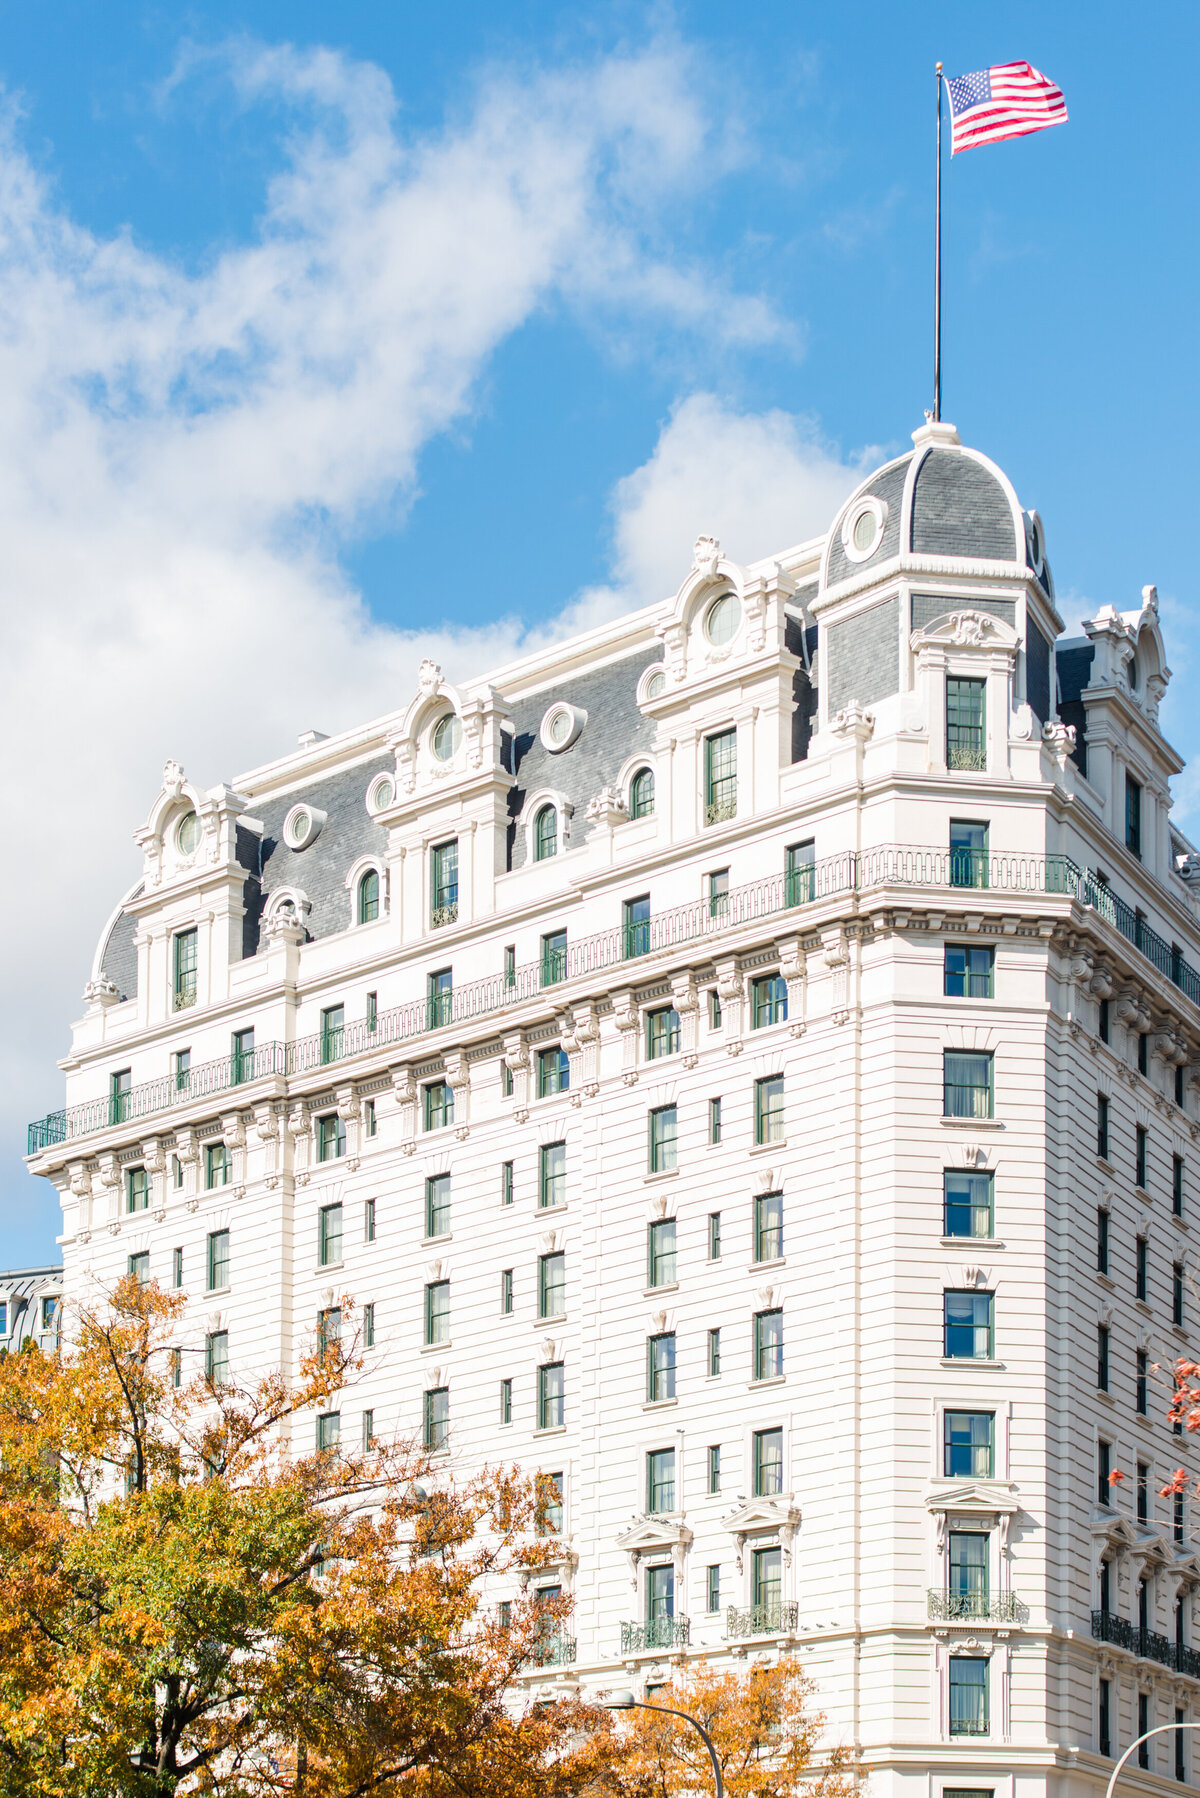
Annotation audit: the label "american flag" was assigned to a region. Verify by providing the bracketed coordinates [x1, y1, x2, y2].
[945, 61, 1067, 155]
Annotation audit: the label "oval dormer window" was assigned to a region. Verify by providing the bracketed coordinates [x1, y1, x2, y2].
[852, 510, 876, 551]
[645, 670, 666, 700]
[176, 811, 201, 855]
[432, 713, 462, 761]
[705, 593, 740, 647]
[841, 494, 887, 563]
[369, 775, 395, 813]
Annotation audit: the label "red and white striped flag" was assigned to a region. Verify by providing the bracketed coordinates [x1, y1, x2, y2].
[945, 61, 1067, 154]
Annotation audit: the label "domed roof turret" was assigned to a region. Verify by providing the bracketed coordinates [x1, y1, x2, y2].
[819, 419, 1051, 597]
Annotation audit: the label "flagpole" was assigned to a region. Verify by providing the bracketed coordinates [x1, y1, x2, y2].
[934, 61, 943, 422]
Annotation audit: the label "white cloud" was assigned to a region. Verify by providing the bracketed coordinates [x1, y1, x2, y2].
[0, 36, 859, 1259]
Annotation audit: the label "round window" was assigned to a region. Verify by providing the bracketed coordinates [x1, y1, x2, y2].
[176, 811, 201, 855]
[705, 593, 740, 647]
[286, 810, 310, 847]
[645, 670, 666, 700]
[371, 776, 395, 812]
[548, 709, 571, 745]
[852, 508, 877, 553]
[432, 713, 462, 761]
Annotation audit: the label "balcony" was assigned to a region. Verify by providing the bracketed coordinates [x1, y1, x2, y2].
[947, 744, 987, 773]
[528, 1632, 576, 1669]
[430, 903, 458, 930]
[620, 1616, 690, 1654]
[31, 845, 1200, 1155]
[927, 1590, 1022, 1624]
[1091, 1611, 1200, 1675]
[726, 1601, 798, 1639]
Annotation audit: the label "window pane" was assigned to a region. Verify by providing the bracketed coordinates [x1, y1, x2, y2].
[540, 929, 567, 985]
[539, 1142, 566, 1207]
[358, 869, 379, 923]
[424, 1175, 451, 1237]
[646, 1007, 681, 1060]
[431, 841, 459, 926]
[947, 678, 986, 772]
[631, 769, 655, 818]
[539, 1253, 566, 1317]
[647, 1448, 676, 1513]
[754, 1310, 783, 1379]
[944, 1052, 993, 1118]
[755, 1075, 784, 1144]
[752, 977, 788, 1029]
[950, 820, 989, 890]
[648, 1221, 677, 1287]
[753, 1428, 783, 1495]
[319, 1204, 343, 1266]
[534, 805, 558, 861]
[423, 1081, 453, 1130]
[425, 1281, 450, 1344]
[785, 840, 816, 906]
[705, 730, 737, 825]
[754, 1193, 783, 1261]
[538, 1363, 565, 1429]
[648, 1333, 676, 1401]
[622, 896, 651, 959]
[752, 1546, 782, 1610]
[943, 1172, 993, 1239]
[207, 1229, 230, 1291]
[944, 945, 994, 998]
[649, 1106, 678, 1173]
[948, 1658, 989, 1736]
[424, 1387, 449, 1451]
[944, 1292, 993, 1359]
[537, 1047, 569, 1096]
[944, 1411, 994, 1477]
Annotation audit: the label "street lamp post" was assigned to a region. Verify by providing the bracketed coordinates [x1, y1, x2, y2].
[602, 1689, 725, 1798]
[1104, 1720, 1200, 1798]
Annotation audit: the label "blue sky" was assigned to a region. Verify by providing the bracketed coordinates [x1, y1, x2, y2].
[2, 0, 1197, 1265]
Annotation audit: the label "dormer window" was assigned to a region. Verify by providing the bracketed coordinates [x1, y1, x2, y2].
[704, 593, 740, 647]
[173, 929, 197, 1011]
[176, 810, 201, 855]
[534, 805, 558, 861]
[630, 768, 655, 818]
[357, 869, 380, 924]
[432, 712, 462, 761]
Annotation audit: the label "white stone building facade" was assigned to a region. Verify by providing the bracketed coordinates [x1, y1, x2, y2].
[28, 417, 1200, 1798]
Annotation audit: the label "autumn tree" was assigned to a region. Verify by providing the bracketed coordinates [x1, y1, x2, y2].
[594, 1658, 859, 1798]
[0, 1274, 602, 1798]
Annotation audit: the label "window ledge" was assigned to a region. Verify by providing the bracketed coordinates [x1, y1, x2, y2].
[643, 1398, 678, 1411]
[1136, 1299, 1152, 1317]
[538, 1312, 567, 1325]
[1096, 1388, 1116, 1404]
[207, 1284, 230, 1296]
[750, 1257, 786, 1272]
[749, 1139, 785, 1154]
[315, 1264, 344, 1275]
[1097, 1273, 1116, 1290]
[643, 1284, 679, 1298]
[421, 1234, 453, 1246]
[421, 1340, 450, 1354]
[644, 1169, 679, 1184]
[537, 1202, 569, 1215]
[1173, 1325, 1191, 1342]
[749, 1375, 787, 1389]
[534, 1425, 567, 1436]
[1097, 1154, 1115, 1172]
[940, 1237, 1003, 1249]
[939, 1358, 1005, 1370]
[941, 1117, 1003, 1129]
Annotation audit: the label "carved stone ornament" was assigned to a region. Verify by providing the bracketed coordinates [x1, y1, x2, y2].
[831, 704, 875, 742]
[1042, 719, 1077, 766]
[83, 976, 122, 1007]
[162, 759, 185, 799]
[417, 658, 442, 696]
[949, 610, 1003, 647]
[692, 535, 722, 577]
[585, 786, 629, 827]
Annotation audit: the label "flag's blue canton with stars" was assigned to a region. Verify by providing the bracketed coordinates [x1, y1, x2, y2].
[944, 61, 1067, 155]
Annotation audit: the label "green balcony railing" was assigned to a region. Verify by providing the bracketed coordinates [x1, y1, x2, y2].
[528, 1632, 576, 1668]
[927, 1589, 1021, 1623]
[620, 1616, 690, 1654]
[29, 845, 1200, 1154]
[725, 1601, 798, 1639]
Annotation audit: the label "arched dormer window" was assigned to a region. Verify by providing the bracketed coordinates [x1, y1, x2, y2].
[534, 805, 558, 862]
[630, 768, 655, 819]
[358, 868, 380, 924]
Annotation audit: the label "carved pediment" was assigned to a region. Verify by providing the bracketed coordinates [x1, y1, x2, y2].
[911, 609, 1021, 654]
[924, 1480, 1019, 1518]
[723, 1496, 800, 1537]
[615, 1515, 693, 1555]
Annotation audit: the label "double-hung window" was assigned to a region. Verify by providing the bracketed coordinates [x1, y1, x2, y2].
[948, 1657, 989, 1736]
[207, 1229, 230, 1292]
[320, 1005, 344, 1065]
[754, 1193, 783, 1262]
[1098, 1324, 1110, 1391]
[539, 1252, 566, 1318]
[704, 729, 737, 824]
[534, 805, 557, 861]
[317, 1412, 340, 1454]
[1097, 1093, 1110, 1159]
[126, 1166, 149, 1213]
[538, 1363, 565, 1430]
[539, 1142, 566, 1208]
[648, 1106, 677, 1173]
[944, 1291, 993, 1359]
[427, 969, 453, 1030]
[537, 1047, 569, 1096]
[947, 1530, 989, 1616]
[430, 840, 459, 927]
[754, 1309, 783, 1380]
[205, 1143, 231, 1189]
[357, 868, 379, 924]
[708, 868, 729, 917]
[319, 1203, 343, 1267]
[751, 975, 787, 1028]
[753, 1427, 783, 1496]
[128, 1251, 149, 1286]
[622, 896, 651, 959]
[755, 1074, 784, 1144]
[1136, 1125, 1148, 1189]
[540, 929, 567, 986]
[425, 1281, 450, 1345]
[423, 1080, 453, 1131]
[1175, 1261, 1186, 1327]
[647, 1220, 677, 1287]
[174, 1048, 192, 1092]
[1136, 1233, 1148, 1299]
[424, 1387, 449, 1451]
[630, 768, 655, 818]
[785, 840, 816, 907]
[317, 1112, 346, 1162]
[1175, 1155, 1185, 1218]
[944, 1411, 994, 1478]
[944, 945, 994, 998]
[205, 1330, 229, 1388]
[949, 820, 988, 890]
[173, 928, 198, 1011]
[425, 1175, 451, 1239]
[647, 1448, 676, 1514]
[231, 1028, 255, 1084]
[944, 1171, 993, 1239]
[946, 678, 986, 771]
[944, 1052, 993, 1119]
[646, 1007, 681, 1060]
[647, 1333, 676, 1401]
[109, 1067, 132, 1126]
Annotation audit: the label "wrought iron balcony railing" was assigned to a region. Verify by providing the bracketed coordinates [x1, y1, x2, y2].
[528, 1632, 576, 1668]
[620, 1616, 691, 1654]
[1091, 1611, 1200, 1675]
[927, 1589, 1021, 1623]
[30, 844, 1200, 1153]
[726, 1601, 799, 1639]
